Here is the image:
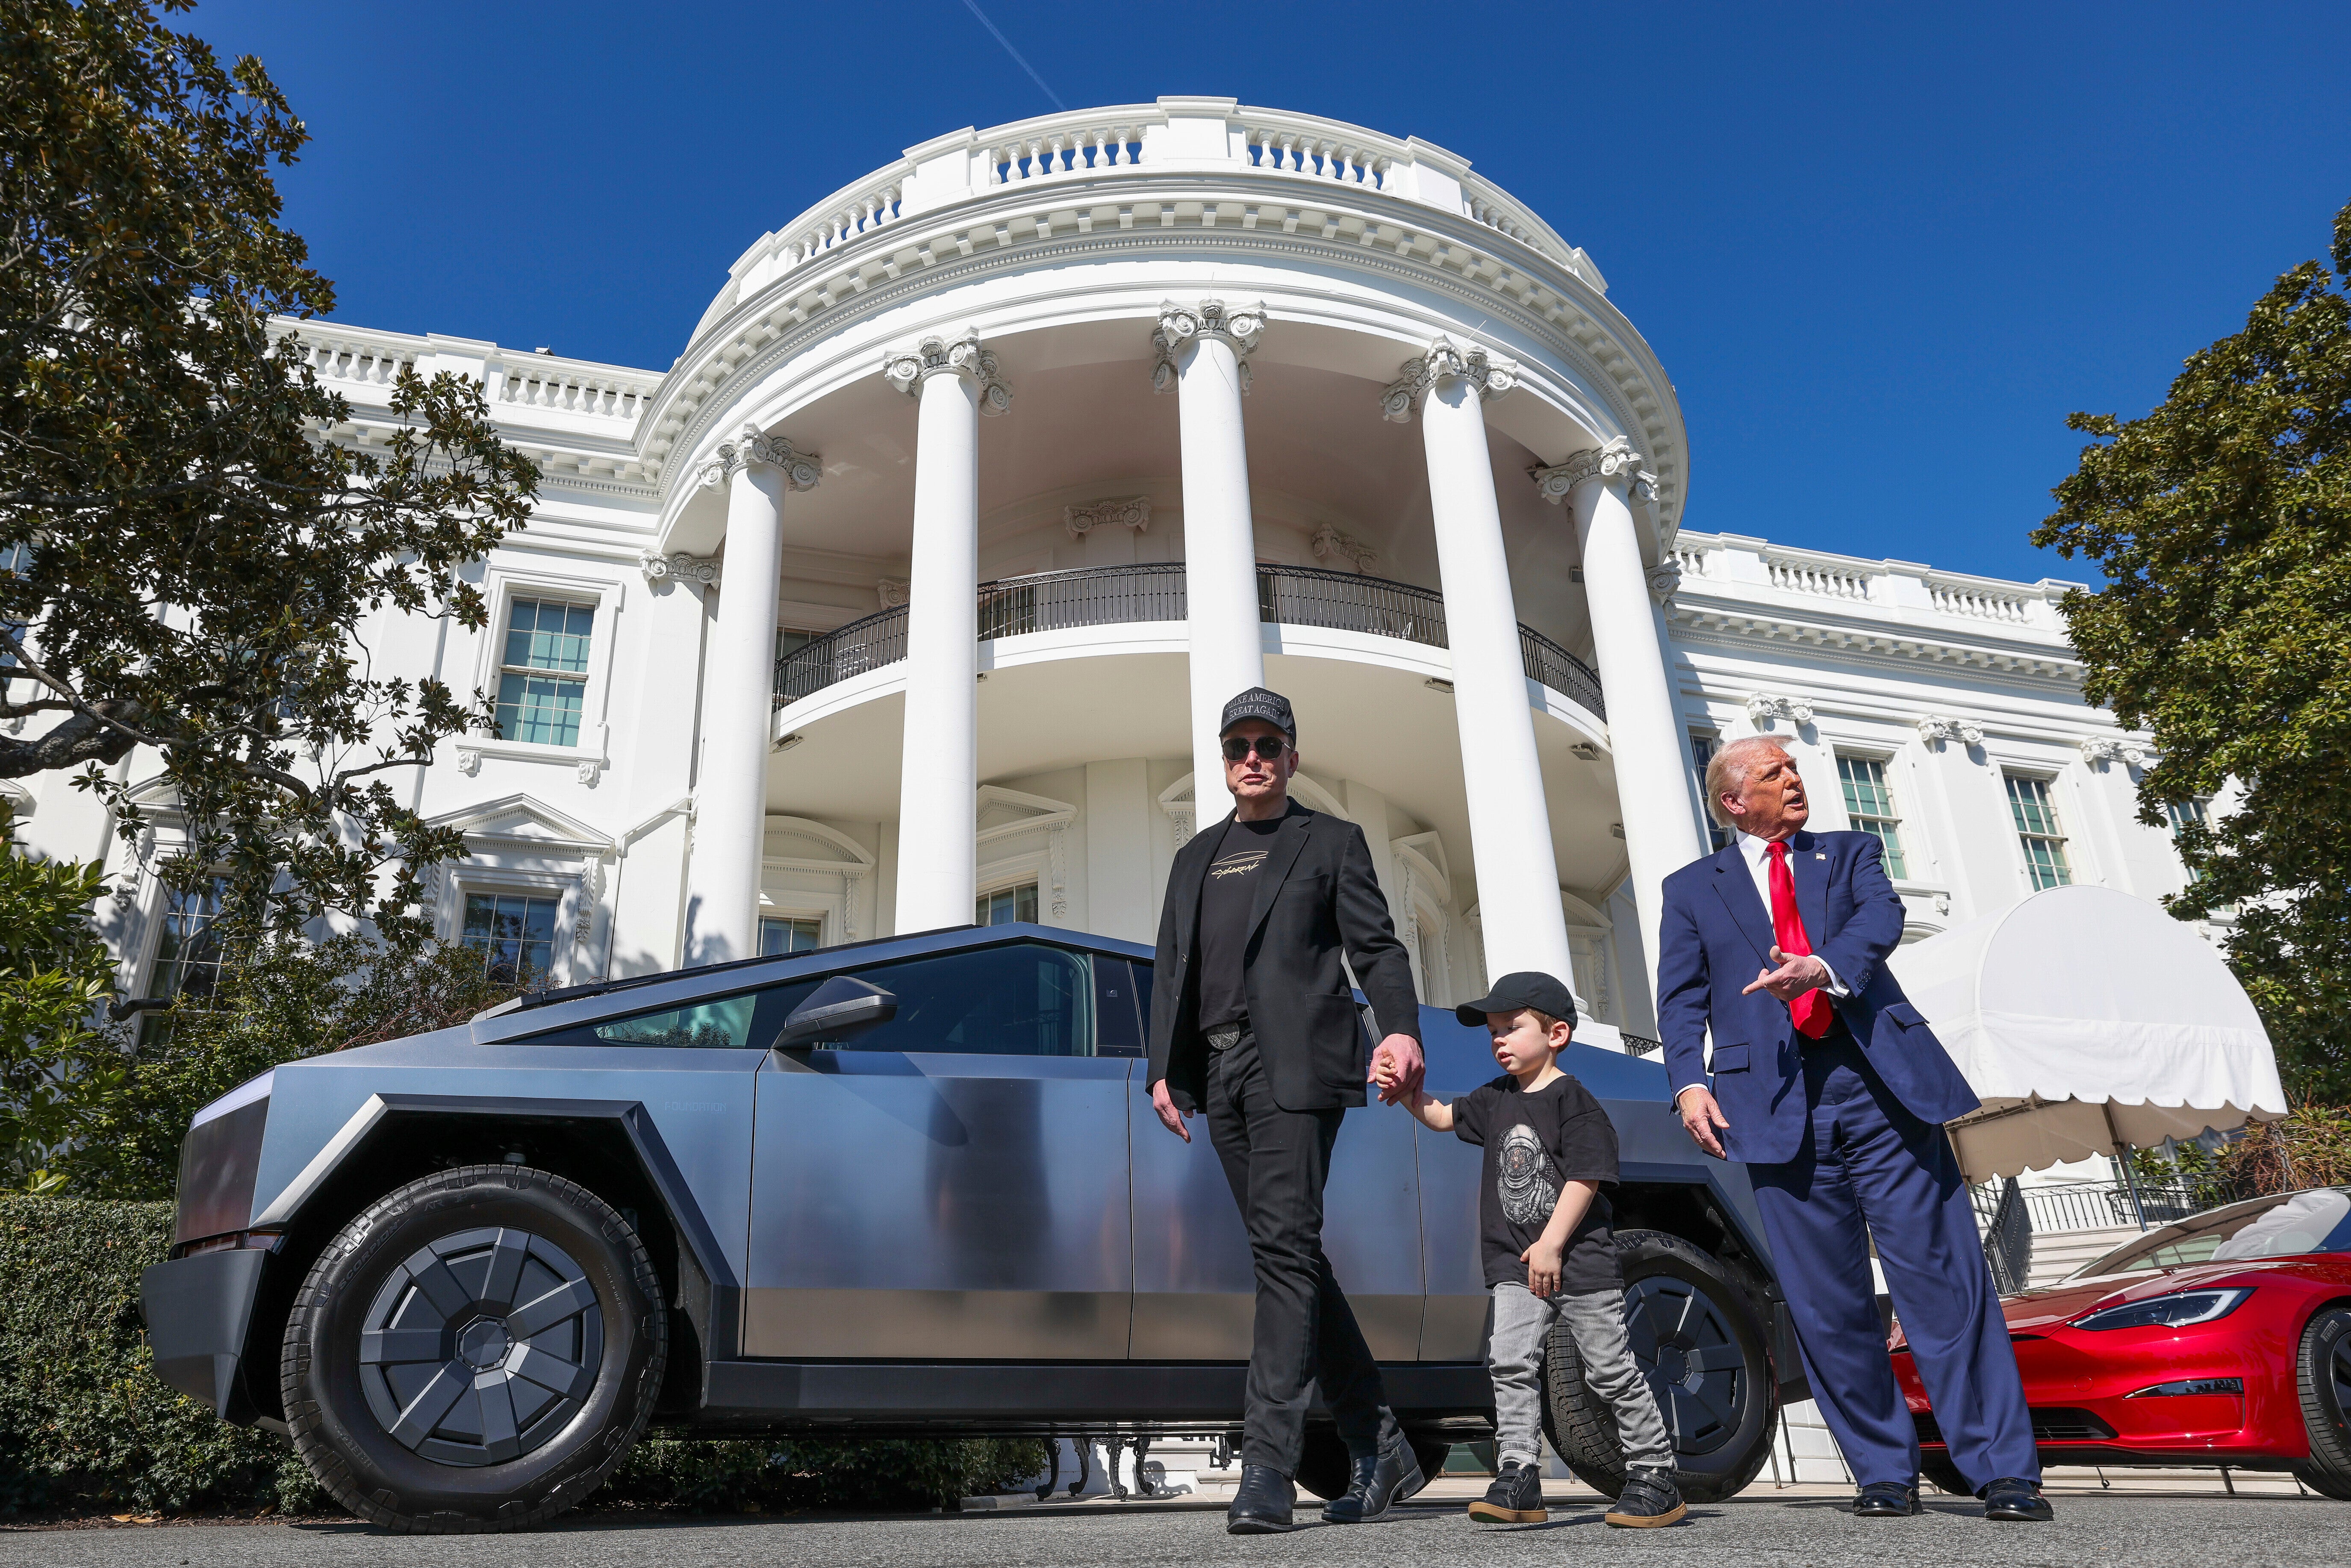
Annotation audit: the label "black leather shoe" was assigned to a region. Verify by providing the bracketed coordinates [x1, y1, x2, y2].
[1983, 1477, 2053, 1521]
[1852, 1480, 1923, 1517]
[1321, 1442, 1426, 1523]
[1227, 1465, 1295, 1534]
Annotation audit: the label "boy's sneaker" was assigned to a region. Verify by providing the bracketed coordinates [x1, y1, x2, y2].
[1604, 1465, 1687, 1528]
[1466, 1460, 1547, 1524]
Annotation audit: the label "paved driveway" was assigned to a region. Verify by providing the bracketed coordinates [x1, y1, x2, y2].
[0, 1493, 2336, 1568]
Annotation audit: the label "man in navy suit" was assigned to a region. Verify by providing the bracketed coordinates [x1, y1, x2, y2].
[1658, 737, 2050, 1522]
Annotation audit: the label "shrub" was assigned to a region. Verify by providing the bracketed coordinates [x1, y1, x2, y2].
[0, 1196, 1046, 1517]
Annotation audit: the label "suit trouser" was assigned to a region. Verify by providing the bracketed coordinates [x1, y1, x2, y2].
[1747, 1029, 2039, 1492]
[1204, 1029, 1402, 1476]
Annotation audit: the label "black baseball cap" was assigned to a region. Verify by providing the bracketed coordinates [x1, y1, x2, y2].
[1456, 971, 1579, 1032]
[1220, 686, 1296, 740]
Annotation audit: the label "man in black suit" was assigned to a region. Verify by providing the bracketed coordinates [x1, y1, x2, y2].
[1146, 687, 1429, 1534]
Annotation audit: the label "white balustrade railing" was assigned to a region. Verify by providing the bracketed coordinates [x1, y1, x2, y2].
[1928, 581, 2033, 622]
[777, 179, 907, 272]
[1673, 531, 2078, 632]
[1767, 554, 1875, 601]
[497, 363, 655, 422]
[301, 337, 414, 389]
[982, 118, 1148, 185]
[1672, 545, 1712, 579]
[1240, 124, 1394, 188]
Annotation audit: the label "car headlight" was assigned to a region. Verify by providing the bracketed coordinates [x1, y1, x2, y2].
[2073, 1288, 2250, 1332]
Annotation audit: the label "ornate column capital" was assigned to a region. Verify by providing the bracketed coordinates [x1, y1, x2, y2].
[1745, 693, 1815, 727]
[2080, 735, 2154, 769]
[1645, 560, 1682, 604]
[698, 424, 822, 490]
[639, 549, 720, 587]
[1531, 436, 1656, 505]
[1379, 335, 1517, 422]
[1917, 714, 1985, 748]
[1064, 497, 1151, 538]
[881, 327, 1013, 415]
[1151, 298, 1268, 392]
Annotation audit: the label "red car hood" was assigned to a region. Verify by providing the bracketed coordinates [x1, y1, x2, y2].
[1890, 1259, 2303, 1349]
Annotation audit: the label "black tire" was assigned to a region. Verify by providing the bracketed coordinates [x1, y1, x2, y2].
[1921, 1453, 1974, 1496]
[1539, 1228, 1778, 1505]
[2291, 1306, 2351, 1500]
[281, 1165, 666, 1533]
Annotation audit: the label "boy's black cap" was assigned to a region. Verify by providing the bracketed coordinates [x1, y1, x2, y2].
[1220, 686, 1296, 740]
[1456, 972, 1578, 1032]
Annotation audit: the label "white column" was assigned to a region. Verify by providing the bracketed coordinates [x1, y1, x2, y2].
[1155, 300, 1268, 816]
[1383, 337, 1576, 987]
[688, 425, 822, 965]
[1535, 439, 1709, 991]
[884, 330, 1012, 932]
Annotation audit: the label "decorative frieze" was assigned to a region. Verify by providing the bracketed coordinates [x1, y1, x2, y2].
[1311, 523, 1379, 571]
[639, 550, 720, 587]
[877, 578, 910, 608]
[880, 327, 1013, 415]
[1530, 436, 1656, 506]
[1064, 497, 1152, 538]
[1745, 693, 1815, 727]
[1917, 714, 1985, 748]
[698, 424, 823, 490]
[2080, 736, 2154, 769]
[1379, 335, 1517, 421]
[1151, 298, 1267, 393]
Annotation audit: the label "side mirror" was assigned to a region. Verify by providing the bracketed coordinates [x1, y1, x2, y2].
[772, 975, 897, 1050]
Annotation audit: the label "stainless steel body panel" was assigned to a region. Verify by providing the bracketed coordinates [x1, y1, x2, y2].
[744, 1051, 1132, 1359]
[1129, 1076, 1422, 1363]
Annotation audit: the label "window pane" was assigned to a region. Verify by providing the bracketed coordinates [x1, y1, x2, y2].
[150, 877, 230, 1010]
[760, 917, 822, 955]
[495, 670, 584, 746]
[461, 891, 560, 987]
[1690, 733, 1729, 852]
[1093, 956, 1145, 1057]
[505, 598, 594, 673]
[814, 941, 1095, 1057]
[2005, 776, 2071, 890]
[519, 976, 822, 1050]
[977, 883, 1040, 926]
[1836, 755, 1907, 880]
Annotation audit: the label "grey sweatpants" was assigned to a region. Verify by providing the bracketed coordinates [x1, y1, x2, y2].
[1489, 1280, 1672, 1471]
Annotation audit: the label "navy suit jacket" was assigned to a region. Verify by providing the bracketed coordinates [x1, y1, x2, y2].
[1656, 828, 1979, 1166]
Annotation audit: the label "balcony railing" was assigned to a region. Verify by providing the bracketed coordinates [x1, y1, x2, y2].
[774, 563, 1606, 719]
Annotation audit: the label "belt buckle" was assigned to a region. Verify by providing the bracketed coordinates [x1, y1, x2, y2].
[1207, 1025, 1242, 1052]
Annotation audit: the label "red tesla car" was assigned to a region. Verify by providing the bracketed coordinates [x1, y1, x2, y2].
[1891, 1186, 2351, 1498]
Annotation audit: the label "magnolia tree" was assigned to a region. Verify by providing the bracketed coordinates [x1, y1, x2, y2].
[2034, 200, 2351, 1104]
[0, 0, 537, 949]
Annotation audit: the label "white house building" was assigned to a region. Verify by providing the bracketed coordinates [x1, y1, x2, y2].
[15, 97, 2192, 1058]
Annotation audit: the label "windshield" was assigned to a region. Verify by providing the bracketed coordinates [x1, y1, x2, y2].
[2076, 1188, 2351, 1277]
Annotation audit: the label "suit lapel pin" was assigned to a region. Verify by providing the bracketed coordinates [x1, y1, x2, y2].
[1815, 852, 1827, 860]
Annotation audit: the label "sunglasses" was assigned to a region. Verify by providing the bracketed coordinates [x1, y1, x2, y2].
[1222, 735, 1291, 762]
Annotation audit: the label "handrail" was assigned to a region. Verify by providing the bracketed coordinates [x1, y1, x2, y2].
[774, 563, 1605, 719]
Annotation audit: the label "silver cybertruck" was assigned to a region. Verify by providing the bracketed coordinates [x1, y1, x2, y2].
[140, 923, 1802, 1532]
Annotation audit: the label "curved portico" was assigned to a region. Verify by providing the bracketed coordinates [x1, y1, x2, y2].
[654, 98, 1704, 1038]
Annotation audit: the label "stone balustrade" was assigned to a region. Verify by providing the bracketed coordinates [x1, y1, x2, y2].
[1672, 530, 2083, 631]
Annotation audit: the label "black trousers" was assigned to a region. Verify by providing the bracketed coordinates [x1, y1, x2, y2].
[1203, 1029, 1402, 1476]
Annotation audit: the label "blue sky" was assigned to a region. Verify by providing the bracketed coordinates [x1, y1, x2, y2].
[194, 0, 2351, 585]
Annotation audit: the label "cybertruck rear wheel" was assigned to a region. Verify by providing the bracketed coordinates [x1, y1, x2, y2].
[1541, 1229, 1778, 1504]
[281, 1165, 666, 1533]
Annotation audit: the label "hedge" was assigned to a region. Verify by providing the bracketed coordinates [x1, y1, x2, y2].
[0, 1198, 1044, 1516]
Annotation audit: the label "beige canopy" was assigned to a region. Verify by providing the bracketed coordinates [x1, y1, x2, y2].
[1884, 885, 2288, 1183]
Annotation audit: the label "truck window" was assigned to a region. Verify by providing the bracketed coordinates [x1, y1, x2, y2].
[516, 977, 819, 1050]
[819, 940, 1096, 1057]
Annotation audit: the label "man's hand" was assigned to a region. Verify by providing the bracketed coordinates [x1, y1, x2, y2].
[1521, 1236, 1565, 1300]
[1741, 943, 1831, 1002]
[1368, 1034, 1424, 1104]
[1676, 1085, 1730, 1160]
[1149, 1078, 1193, 1143]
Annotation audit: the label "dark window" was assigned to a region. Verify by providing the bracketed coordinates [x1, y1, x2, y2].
[462, 892, 559, 987]
[1093, 956, 1146, 1057]
[977, 883, 1039, 925]
[1690, 732, 1729, 852]
[821, 940, 1096, 1057]
[519, 976, 822, 1050]
[760, 916, 822, 955]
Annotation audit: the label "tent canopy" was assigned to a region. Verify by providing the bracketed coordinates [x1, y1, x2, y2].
[1884, 884, 2286, 1183]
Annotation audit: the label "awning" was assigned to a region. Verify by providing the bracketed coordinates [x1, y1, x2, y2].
[1883, 884, 2287, 1183]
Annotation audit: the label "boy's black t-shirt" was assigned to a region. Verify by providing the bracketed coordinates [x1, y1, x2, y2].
[1452, 1072, 1622, 1294]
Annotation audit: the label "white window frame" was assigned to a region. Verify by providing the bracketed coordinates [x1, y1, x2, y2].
[439, 867, 583, 990]
[463, 566, 625, 771]
[1995, 765, 2080, 894]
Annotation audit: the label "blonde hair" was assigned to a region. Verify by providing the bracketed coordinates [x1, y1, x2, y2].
[1703, 737, 1791, 829]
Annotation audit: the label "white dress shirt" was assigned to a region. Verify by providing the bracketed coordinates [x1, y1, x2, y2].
[1673, 831, 1850, 1103]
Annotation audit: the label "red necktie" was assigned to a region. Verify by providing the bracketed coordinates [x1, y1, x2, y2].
[1766, 841, 1833, 1039]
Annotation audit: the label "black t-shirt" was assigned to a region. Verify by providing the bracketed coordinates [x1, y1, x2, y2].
[1453, 1073, 1622, 1294]
[1196, 815, 1284, 1030]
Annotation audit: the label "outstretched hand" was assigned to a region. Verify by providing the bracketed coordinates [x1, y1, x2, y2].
[1368, 1034, 1424, 1104]
[1741, 944, 1831, 1002]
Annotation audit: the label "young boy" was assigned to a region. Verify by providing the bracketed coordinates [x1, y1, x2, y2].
[1385, 971, 1685, 1528]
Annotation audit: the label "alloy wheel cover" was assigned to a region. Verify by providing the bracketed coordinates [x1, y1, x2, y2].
[1623, 1273, 1751, 1457]
[357, 1226, 604, 1468]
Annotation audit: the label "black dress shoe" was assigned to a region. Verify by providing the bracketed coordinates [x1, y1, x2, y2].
[1982, 1477, 2053, 1521]
[1852, 1480, 1923, 1517]
[1227, 1465, 1295, 1534]
[1321, 1442, 1426, 1523]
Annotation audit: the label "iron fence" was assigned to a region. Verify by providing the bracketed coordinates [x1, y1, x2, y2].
[1968, 1175, 2254, 1237]
[773, 563, 1608, 721]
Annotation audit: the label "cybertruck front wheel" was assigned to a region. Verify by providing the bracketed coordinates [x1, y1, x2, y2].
[281, 1165, 666, 1533]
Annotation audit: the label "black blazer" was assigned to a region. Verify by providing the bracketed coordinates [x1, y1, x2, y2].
[1146, 801, 1422, 1114]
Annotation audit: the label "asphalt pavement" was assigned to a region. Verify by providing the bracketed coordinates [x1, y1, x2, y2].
[1, 1491, 2339, 1568]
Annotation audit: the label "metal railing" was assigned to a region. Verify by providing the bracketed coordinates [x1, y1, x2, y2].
[1979, 1178, 2033, 1294]
[1968, 1176, 2252, 1237]
[775, 564, 1607, 719]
